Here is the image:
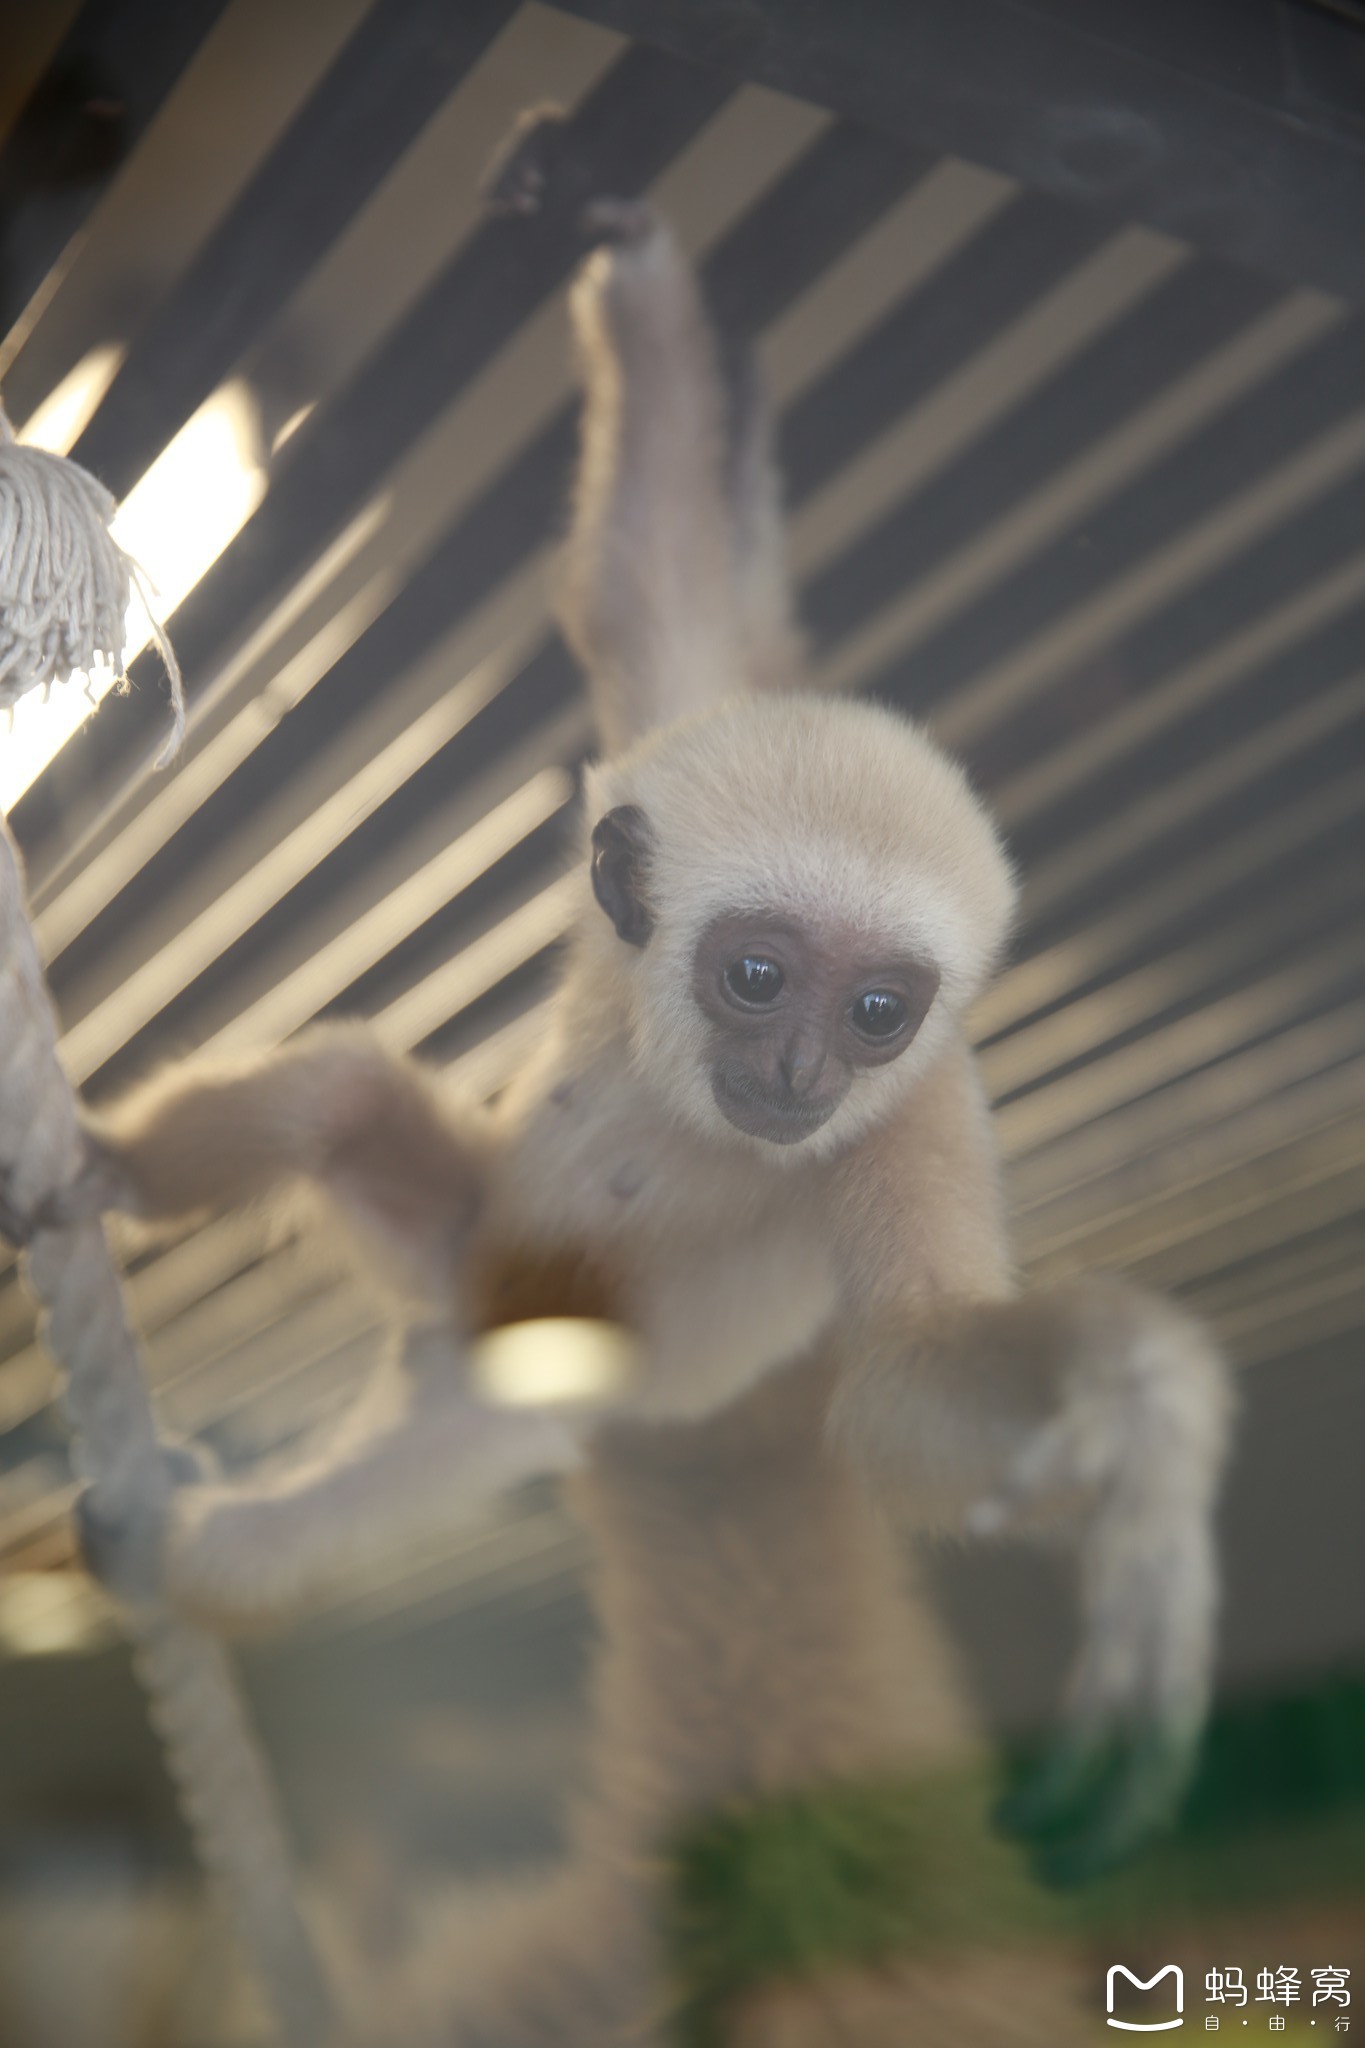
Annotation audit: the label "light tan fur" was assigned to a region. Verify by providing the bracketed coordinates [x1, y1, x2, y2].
[336, 1367, 1090, 2048]
[557, 204, 802, 750]
[578, 692, 1017, 1163]
[25, 164, 1234, 2042]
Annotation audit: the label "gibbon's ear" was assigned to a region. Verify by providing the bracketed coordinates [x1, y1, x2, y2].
[590, 805, 655, 947]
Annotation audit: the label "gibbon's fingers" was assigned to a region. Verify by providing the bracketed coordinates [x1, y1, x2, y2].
[995, 1717, 1201, 1888]
[24, 1125, 144, 1233]
[1, 1135, 128, 1242]
[0, 1155, 117, 1245]
[77, 1438, 218, 1610]
[965, 1402, 1114, 1535]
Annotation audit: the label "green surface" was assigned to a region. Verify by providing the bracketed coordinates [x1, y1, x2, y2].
[664, 1666, 1365, 2046]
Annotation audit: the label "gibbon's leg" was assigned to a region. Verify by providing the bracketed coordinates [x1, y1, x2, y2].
[23, 1024, 489, 1310]
[828, 1278, 1234, 1883]
[81, 1326, 582, 1630]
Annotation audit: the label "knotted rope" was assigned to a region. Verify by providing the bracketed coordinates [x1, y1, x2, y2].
[0, 388, 332, 2040]
[0, 401, 184, 758]
[0, 822, 334, 2044]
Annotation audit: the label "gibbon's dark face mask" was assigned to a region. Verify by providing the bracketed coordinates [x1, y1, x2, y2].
[691, 909, 940, 1147]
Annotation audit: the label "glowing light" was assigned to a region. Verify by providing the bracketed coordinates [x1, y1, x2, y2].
[1, 379, 266, 812]
[471, 1318, 641, 1409]
[0, 1573, 111, 1657]
[115, 378, 266, 650]
[272, 399, 315, 455]
[16, 342, 125, 455]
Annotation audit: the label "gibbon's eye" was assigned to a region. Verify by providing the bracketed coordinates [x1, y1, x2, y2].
[851, 989, 908, 1039]
[725, 956, 784, 1005]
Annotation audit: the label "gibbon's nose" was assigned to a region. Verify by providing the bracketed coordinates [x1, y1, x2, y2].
[780, 1034, 827, 1099]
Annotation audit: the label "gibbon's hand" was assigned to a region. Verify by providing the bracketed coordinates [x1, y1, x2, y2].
[77, 1439, 218, 1611]
[0, 1127, 129, 1245]
[38, 1124, 140, 1225]
[973, 1282, 1232, 1885]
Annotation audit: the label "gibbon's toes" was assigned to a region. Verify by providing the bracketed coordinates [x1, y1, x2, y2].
[1037, 1723, 1198, 1887]
[995, 1716, 1199, 1886]
[76, 1440, 212, 1609]
[77, 1482, 166, 1609]
[0, 1180, 32, 1247]
[480, 103, 570, 216]
[993, 1729, 1104, 1839]
[481, 109, 653, 251]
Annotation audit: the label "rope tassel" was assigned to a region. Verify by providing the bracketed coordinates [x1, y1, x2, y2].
[0, 404, 185, 760]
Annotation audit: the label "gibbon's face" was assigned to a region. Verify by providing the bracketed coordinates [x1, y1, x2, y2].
[590, 804, 946, 1154]
[690, 909, 940, 1147]
[586, 696, 1015, 1159]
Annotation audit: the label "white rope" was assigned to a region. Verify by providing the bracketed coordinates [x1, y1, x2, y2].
[0, 821, 333, 2041]
[0, 403, 185, 763]
[0, 381, 333, 2034]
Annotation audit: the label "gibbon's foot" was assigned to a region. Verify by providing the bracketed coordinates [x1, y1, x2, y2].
[77, 1440, 216, 1610]
[995, 1714, 1202, 1887]
[967, 1280, 1230, 1883]
[481, 107, 655, 251]
[0, 1179, 31, 1247]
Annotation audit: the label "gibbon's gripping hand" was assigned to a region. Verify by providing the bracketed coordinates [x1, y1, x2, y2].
[4, 1032, 491, 1314]
[481, 104, 654, 250]
[832, 1280, 1233, 1884]
[77, 1439, 217, 1611]
[0, 1126, 133, 1245]
[973, 1284, 1234, 1885]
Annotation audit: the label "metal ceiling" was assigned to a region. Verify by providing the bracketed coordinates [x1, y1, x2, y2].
[0, 0, 1362, 1819]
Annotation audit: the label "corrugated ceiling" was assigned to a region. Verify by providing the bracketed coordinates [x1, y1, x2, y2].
[0, 0, 1362, 1742]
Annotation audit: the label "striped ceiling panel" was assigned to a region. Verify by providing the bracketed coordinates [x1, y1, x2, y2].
[0, 0, 1362, 1737]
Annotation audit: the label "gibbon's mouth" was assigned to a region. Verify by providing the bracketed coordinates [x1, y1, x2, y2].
[710, 1067, 840, 1146]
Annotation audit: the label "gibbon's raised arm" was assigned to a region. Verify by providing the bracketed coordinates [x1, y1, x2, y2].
[490, 109, 804, 750]
[559, 199, 741, 749]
